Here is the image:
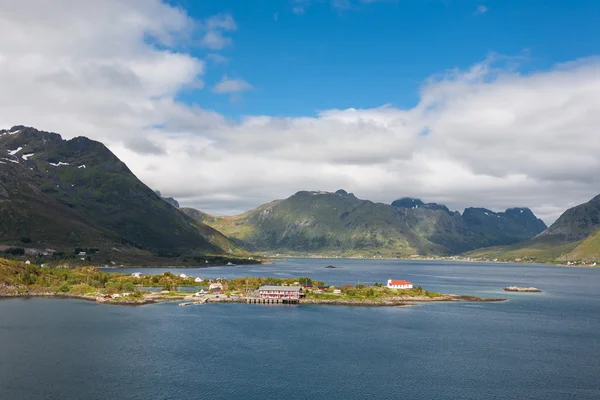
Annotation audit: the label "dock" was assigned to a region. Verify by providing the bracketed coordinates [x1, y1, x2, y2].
[245, 297, 299, 304]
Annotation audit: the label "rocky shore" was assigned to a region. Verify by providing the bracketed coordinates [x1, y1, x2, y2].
[504, 286, 542, 292]
[0, 290, 153, 305]
[0, 290, 506, 307]
[300, 294, 505, 306]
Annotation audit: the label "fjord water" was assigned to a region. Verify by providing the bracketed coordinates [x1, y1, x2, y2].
[1, 260, 599, 400]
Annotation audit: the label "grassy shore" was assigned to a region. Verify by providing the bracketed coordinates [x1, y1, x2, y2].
[0, 258, 504, 306]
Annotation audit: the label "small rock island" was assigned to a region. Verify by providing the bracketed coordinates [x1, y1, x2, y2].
[504, 286, 542, 292]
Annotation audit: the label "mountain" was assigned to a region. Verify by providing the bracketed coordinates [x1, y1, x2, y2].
[181, 190, 546, 257]
[0, 126, 246, 264]
[468, 194, 600, 263]
[155, 190, 180, 208]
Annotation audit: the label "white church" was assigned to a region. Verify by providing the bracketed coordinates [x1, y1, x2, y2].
[387, 279, 413, 289]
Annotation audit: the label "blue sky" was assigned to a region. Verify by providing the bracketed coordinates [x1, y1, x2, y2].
[176, 0, 600, 117]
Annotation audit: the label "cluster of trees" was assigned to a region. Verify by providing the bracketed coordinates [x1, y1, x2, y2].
[2, 247, 25, 256]
[310, 283, 438, 299]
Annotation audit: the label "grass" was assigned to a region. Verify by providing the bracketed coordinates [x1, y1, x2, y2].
[1, 258, 445, 306]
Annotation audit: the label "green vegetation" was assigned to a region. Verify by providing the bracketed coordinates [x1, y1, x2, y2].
[183, 190, 547, 257]
[0, 258, 450, 306]
[306, 284, 442, 301]
[0, 126, 251, 265]
[468, 195, 600, 264]
[0, 258, 179, 296]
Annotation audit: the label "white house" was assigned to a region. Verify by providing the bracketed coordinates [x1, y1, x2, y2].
[131, 272, 142, 278]
[387, 279, 413, 289]
[333, 289, 341, 294]
[179, 273, 188, 279]
[209, 282, 223, 291]
[195, 277, 203, 283]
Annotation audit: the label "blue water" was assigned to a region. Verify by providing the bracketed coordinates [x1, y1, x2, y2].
[1, 259, 599, 400]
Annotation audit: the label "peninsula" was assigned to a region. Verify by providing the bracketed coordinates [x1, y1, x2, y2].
[0, 259, 505, 306]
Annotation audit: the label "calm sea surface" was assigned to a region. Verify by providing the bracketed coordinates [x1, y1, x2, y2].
[1, 259, 599, 400]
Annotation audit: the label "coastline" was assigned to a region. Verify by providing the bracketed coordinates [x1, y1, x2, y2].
[254, 255, 599, 269]
[0, 291, 506, 307]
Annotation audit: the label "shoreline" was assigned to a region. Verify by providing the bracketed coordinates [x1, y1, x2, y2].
[99, 257, 597, 270]
[0, 291, 506, 307]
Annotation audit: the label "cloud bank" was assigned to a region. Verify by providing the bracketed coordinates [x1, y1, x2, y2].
[1, 0, 599, 224]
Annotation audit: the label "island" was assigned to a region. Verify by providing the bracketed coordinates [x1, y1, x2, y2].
[504, 286, 542, 292]
[0, 258, 505, 306]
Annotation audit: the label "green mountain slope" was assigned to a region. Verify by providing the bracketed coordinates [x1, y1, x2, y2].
[469, 194, 600, 263]
[563, 229, 600, 261]
[182, 190, 547, 257]
[0, 126, 244, 262]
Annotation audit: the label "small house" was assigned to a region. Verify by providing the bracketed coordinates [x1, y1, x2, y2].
[209, 282, 223, 291]
[131, 272, 142, 278]
[333, 289, 341, 294]
[79, 252, 86, 256]
[387, 279, 413, 290]
[179, 273, 188, 279]
[195, 277, 203, 283]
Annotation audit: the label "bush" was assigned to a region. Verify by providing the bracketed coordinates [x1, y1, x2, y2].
[69, 284, 94, 295]
[58, 283, 70, 293]
[3, 247, 25, 255]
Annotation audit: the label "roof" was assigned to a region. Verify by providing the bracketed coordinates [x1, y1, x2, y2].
[388, 280, 412, 285]
[259, 285, 303, 292]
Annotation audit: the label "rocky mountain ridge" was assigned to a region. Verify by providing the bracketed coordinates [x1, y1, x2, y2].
[182, 190, 547, 257]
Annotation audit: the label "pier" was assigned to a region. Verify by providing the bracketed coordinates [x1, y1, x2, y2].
[246, 297, 299, 305]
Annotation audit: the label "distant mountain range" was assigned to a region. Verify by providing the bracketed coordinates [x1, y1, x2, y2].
[0, 126, 247, 265]
[182, 189, 547, 257]
[469, 194, 600, 263]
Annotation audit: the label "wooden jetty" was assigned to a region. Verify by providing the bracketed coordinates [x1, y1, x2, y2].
[246, 297, 299, 305]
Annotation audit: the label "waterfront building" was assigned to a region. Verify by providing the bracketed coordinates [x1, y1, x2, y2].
[387, 279, 413, 289]
[258, 286, 304, 299]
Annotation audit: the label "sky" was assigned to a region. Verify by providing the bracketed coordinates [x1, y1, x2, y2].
[1, 0, 600, 224]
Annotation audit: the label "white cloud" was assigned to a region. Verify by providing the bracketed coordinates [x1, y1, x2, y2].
[332, 0, 351, 10]
[1, 1, 600, 225]
[199, 13, 236, 49]
[206, 53, 229, 64]
[293, 6, 305, 15]
[204, 13, 237, 31]
[476, 5, 488, 15]
[212, 76, 254, 94]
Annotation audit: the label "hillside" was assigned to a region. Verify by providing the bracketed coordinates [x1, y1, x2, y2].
[182, 190, 547, 257]
[0, 126, 246, 264]
[469, 194, 600, 263]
